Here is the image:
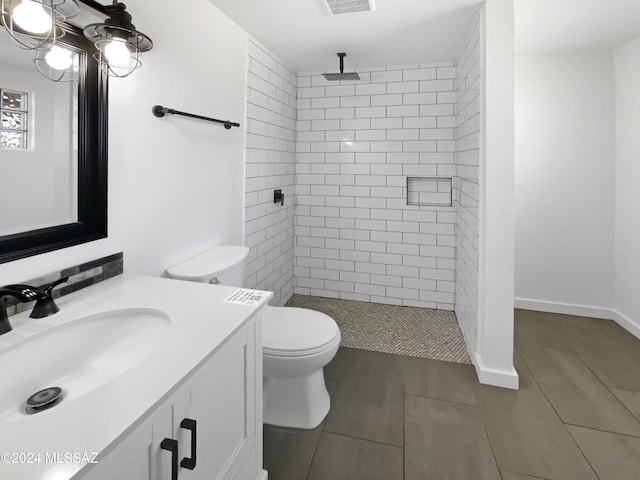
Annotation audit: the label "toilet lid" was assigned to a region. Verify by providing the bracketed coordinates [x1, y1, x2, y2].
[167, 246, 250, 282]
[262, 306, 340, 356]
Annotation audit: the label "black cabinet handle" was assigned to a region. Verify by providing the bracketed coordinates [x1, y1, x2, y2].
[160, 438, 178, 480]
[180, 418, 197, 470]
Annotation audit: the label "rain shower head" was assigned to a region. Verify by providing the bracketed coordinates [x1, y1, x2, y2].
[323, 72, 360, 81]
[322, 53, 360, 81]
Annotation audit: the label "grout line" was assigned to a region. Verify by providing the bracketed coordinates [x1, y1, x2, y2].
[322, 350, 405, 454]
[564, 429, 602, 480]
[513, 345, 533, 374]
[304, 429, 323, 480]
[500, 470, 550, 480]
[566, 337, 640, 427]
[403, 392, 477, 408]
[403, 391, 406, 480]
[321, 430, 404, 450]
[482, 421, 503, 480]
[562, 422, 640, 440]
[605, 386, 640, 423]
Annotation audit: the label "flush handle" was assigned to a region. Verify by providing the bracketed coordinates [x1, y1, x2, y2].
[180, 418, 197, 470]
[160, 438, 178, 480]
[209, 277, 220, 285]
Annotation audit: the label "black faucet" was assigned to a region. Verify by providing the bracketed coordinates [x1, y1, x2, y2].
[0, 277, 69, 335]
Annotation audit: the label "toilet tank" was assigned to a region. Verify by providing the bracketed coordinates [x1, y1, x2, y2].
[167, 246, 250, 287]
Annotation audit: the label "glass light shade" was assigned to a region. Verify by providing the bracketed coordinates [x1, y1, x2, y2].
[34, 43, 79, 82]
[45, 45, 72, 70]
[12, 0, 52, 34]
[82, 2, 153, 77]
[103, 38, 131, 66]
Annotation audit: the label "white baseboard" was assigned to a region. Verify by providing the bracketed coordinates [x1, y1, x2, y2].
[472, 352, 519, 390]
[457, 312, 518, 390]
[611, 309, 640, 340]
[514, 298, 615, 320]
[514, 297, 640, 341]
[257, 469, 268, 480]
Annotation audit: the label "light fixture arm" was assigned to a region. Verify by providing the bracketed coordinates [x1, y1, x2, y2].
[75, 1, 133, 18]
[76, 0, 110, 16]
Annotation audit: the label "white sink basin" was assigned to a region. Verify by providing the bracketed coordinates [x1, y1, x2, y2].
[0, 308, 171, 421]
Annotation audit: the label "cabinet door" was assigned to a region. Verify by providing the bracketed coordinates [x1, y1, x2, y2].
[80, 389, 188, 480]
[80, 403, 169, 480]
[184, 323, 257, 480]
[79, 422, 153, 480]
[153, 388, 191, 480]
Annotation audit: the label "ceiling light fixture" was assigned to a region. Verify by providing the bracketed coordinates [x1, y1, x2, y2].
[0, 0, 79, 50]
[82, 0, 153, 78]
[1, 0, 152, 81]
[34, 43, 79, 82]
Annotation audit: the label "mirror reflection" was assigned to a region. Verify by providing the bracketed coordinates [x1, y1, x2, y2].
[0, 29, 79, 237]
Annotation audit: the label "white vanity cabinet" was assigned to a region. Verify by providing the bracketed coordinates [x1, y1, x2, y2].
[81, 314, 263, 480]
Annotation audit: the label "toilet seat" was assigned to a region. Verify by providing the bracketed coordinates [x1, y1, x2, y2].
[262, 306, 340, 357]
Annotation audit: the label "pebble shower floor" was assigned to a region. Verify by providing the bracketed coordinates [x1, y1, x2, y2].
[285, 294, 471, 364]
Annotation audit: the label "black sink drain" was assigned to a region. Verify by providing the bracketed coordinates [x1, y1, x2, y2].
[26, 387, 63, 414]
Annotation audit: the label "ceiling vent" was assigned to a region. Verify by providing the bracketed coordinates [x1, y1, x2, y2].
[324, 0, 376, 15]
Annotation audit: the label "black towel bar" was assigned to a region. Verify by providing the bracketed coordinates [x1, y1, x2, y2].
[152, 105, 240, 129]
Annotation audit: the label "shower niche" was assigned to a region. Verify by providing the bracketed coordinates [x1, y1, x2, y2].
[406, 177, 453, 207]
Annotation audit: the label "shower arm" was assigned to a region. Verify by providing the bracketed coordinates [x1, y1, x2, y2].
[338, 53, 346, 73]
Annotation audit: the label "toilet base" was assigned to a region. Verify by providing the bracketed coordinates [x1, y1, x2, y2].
[263, 369, 330, 429]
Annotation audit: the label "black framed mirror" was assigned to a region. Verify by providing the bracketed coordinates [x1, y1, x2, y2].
[0, 24, 108, 264]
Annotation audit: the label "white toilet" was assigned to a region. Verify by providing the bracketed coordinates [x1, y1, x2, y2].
[167, 245, 340, 429]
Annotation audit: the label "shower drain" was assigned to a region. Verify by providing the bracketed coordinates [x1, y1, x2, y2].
[25, 387, 63, 414]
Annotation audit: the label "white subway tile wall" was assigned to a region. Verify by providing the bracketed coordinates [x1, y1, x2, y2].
[244, 39, 297, 306]
[454, 16, 481, 351]
[294, 63, 457, 309]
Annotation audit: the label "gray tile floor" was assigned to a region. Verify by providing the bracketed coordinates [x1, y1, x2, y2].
[263, 309, 640, 480]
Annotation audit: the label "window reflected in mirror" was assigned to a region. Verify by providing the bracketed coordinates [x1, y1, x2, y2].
[0, 88, 28, 149]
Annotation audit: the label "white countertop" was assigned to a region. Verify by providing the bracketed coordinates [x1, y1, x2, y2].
[0, 275, 271, 480]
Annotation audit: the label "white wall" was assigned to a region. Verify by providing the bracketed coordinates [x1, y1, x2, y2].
[244, 39, 297, 306]
[293, 64, 458, 308]
[614, 36, 640, 336]
[0, 0, 248, 284]
[514, 53, 615, 316]
[476, 0, 518, 389]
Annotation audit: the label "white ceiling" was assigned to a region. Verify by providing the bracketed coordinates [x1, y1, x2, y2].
[209, 0, 483, 73]
[209, 0, 640, 73]
[516, 0, 640, 54]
